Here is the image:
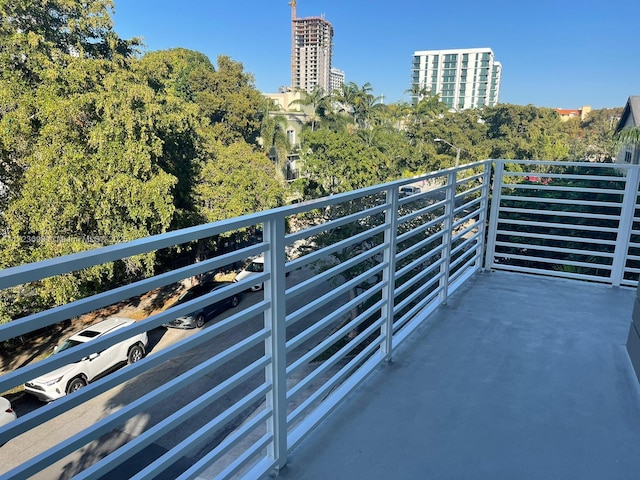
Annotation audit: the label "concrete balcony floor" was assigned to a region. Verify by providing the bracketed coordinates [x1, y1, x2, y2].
[279, 271, 640, 480]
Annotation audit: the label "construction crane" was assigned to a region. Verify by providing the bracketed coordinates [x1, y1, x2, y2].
[289, 0, 297, 89]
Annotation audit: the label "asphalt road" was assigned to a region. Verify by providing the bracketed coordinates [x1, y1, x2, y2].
[0, 267, 346, 479]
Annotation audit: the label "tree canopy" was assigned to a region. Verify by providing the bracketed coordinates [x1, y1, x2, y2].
[0, 2, 286, 321]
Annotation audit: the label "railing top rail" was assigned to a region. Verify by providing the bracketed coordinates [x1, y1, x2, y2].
[0, 162, 493, 290]
[490, 158, 640, 169]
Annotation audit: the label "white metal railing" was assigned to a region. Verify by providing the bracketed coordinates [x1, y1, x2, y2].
[3, 159, 638, 478]
[0, 162, 489, 479]
[485, 160, 640, 287]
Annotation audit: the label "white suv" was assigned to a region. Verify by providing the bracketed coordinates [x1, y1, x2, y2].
[235, 255, 265, 291]
[24, 317, 148, 402]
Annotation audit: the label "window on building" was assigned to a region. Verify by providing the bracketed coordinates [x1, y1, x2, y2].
[625, 151, 632, 163]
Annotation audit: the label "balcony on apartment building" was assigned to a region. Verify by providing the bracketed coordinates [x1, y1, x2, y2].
[2, 160, 640, 479]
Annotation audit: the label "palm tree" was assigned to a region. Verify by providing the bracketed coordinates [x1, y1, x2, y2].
[405, 83, 432, 106]
[260, 113, 291, 175]
[615, 126, 640, 147]
[331, 82, 383, 129]
[288, 86, 331, 131]
[380, 101, 413, 132]
[412, 92, 447, 120]
[332, 81, 359, 116]
[615, 126, 640, 163]
[351, 83, 381, 129]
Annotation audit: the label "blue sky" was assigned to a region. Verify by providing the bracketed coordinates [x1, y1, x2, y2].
[112, 0, 640, 109]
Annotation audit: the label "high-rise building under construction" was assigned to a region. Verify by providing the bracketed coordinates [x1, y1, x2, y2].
[289, 1, 334, 94]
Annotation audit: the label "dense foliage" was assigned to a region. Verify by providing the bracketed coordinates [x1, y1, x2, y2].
[289, 86, 623, 200]
[0, 1, 284, 321]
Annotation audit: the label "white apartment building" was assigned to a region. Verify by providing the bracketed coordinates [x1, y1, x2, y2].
[411, 47, 502, 110]
[330, 67, 345, 94]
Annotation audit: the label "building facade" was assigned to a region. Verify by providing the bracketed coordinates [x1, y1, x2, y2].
[330, 67, 345, 94]
[291, 15, 334, 94]
[411, 47, 502, 110]
[556, 106, 592, 122]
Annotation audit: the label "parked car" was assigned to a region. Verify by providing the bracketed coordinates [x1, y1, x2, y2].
[0, 395, 17, 425]
[24, 317, 148, 402]
[0, 396, 17, 446]
[162, 281, 240, 329]
[400, 186, 421, 197]
[234, 255, 291, 291]
[235, 255, 266, 291]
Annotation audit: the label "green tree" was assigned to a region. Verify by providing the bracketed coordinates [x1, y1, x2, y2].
[136, 49, 215, 229]
[138, 50, 265, 146]
[406, 108, 480, 170]
[0, 57, 180, 320]
[0, 74, 35, 214]
[136, 49, 275, 228]
[0, 0, 138, 82]
[0, 0, 140, 221]
[615, 126, 640, 149]
[300, 129, 389, 196]
[333, 82, 382, 130]
[363, 124, 413, 178]
[136, 48, 216, 102]
[574, 108, 621, 161]
[260, 111, 291, 173]
[194, 140, 286, 222]
[377, 101, 412, 132]
[2, 56, 179, 246]
[482, 104, 569, 160]
[410, 93, 448, 126]
[199, 55, 265, 145]
[332, 81, 359, 115]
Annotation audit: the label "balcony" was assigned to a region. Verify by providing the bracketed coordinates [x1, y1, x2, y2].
[279, 271, 639, 480]
[1, 160, 640, 479]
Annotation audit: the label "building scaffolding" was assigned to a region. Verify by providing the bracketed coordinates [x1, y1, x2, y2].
[289, 1, 334, 93]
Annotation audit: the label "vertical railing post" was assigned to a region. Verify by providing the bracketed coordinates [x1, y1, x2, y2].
[263, 215, 288, 471]
[476, 160, 492, 269]
[484, 160, 504, 270]
[438, 171, 457, 305]
[611, 166, 638, 286]
[381, 185, 399, 361]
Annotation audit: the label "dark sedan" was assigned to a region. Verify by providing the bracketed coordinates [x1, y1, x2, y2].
[162, 281, 240, 329]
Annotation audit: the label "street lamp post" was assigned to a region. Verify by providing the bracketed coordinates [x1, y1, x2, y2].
[434, 138, 461, 167]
